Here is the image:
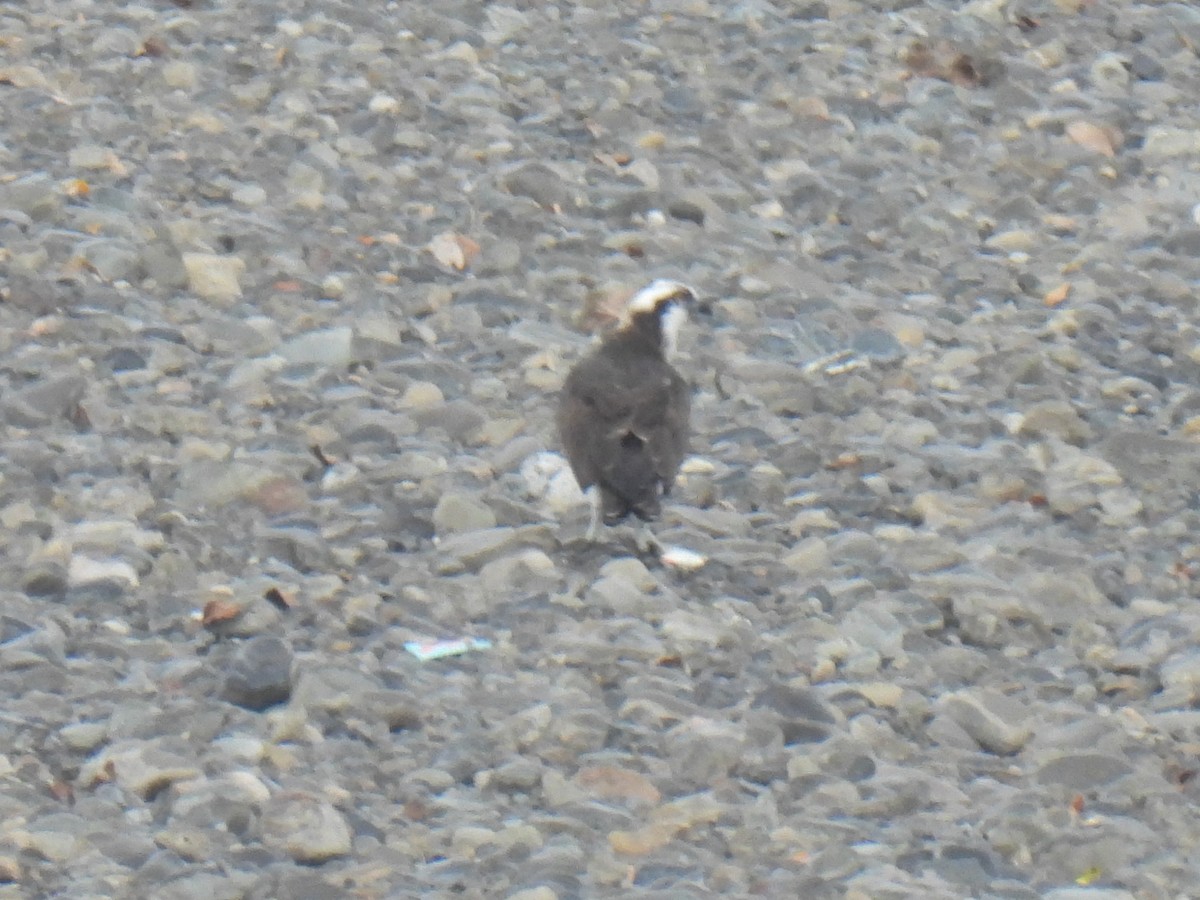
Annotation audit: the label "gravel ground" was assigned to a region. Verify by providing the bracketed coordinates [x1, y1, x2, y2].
[3, 0, 1200, 897]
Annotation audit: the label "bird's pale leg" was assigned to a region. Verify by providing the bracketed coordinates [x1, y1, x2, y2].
[635, 521, 662, 556]
[585, 487, 602, 541]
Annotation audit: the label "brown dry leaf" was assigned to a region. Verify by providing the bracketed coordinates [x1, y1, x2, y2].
[63, 178, 90, 198]
[357, 234, 376, 246]
[575, 766, 661, 807]
[1066, 120, 1116, 158]
[201, 598, 241, 626]
[272, 279, 303, 292]
[1044, 282, 1071, 307]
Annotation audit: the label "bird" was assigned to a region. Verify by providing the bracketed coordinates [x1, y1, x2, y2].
[556, 279, 697, 539]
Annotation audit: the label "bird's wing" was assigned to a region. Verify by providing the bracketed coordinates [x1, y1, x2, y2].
[557, 356, 690, 510]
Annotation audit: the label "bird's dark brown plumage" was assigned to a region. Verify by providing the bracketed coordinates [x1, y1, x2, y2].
[557, 283, 693, 527]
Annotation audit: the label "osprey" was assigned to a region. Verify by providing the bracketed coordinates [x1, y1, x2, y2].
[557, 279, 696, 538]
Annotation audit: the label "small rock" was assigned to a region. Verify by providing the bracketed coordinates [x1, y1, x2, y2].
[78, 739, 203, 800]
[507, 888, 558, 900]
[782, 537, 831, 574]
[162, 60, 197, 90]
[23, 560, 69, 597]
[221, 636, 293, 711]
[278, 326, 355, 368]
[574, 766, 661, 808]
[504, 162, 572, 210]
[78, 238, 141, 282]
[68, 556, 139, 591]
[520, 451, 585, 517]
[851, 327, 904, 363]
[183, 252, 246, 303]
[752, 684, 837, 744]
[59, 721, 108, 753]
[1129, 51, 1165, 82]
[433, 492, 498, 535]
[1035, 753, 1132, 790]
[260, 794, 353, 863]
[938, 689, 1032, 755]
[436, 525, 553, 574]
[478, 549, 559, 593]
[586, 573, 655, 616]
[3, 374, 87, 427]
[400, 381, 444, 408]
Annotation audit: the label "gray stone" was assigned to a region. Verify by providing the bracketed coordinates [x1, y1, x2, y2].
[278, 326, 355, 368]
[260, 794, 353, 863]
[220, 636, 293, 711]
[937, 689, 1032, 756]
[1035, 753, 1133, 790]
[433, 491, 497, 535]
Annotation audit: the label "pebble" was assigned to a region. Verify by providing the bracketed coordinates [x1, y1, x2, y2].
[181, 253, 245, 303]
[278, 326, 355, 368]
[937, 690, 1033, 756]
[433, 491, 498, 535]
[220, 636, 294, 711]
[260, 794, 353, 863]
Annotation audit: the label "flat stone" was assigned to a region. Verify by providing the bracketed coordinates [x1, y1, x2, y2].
[937, 689, 1032, 756]
[433, 492, 498, 535]
[183, 252, 245, 303]
[260, 794, 353, 863]
[278, 326, 355, 368]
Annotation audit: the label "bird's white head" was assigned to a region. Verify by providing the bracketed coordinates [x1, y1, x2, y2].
[621, 279, 696, 359]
